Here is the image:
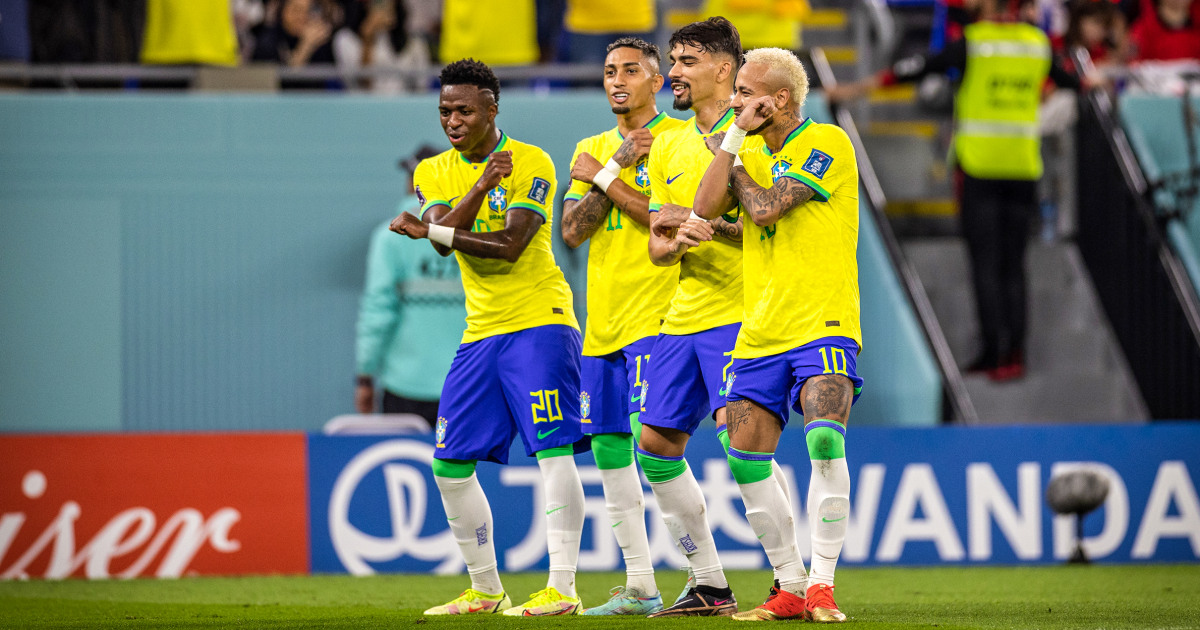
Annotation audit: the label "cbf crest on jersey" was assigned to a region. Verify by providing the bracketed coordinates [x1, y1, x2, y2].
[579, 391, 591, 421]
[435, 417, 447, 447]
[487, 184, 508, 211]
[802, 149, 833, 179]
[771, 160, 792, 183]
[635, 161, 650, 188]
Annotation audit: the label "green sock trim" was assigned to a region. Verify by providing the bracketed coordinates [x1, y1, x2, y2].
[592, 433, 634, 469]
[806, 424, 846, 460]
[717, 428, 731, 453]
[727, 449, 774, 484]
[629, 412, 644, 443]
[636, 451, 688, 484]
[535, 445, 574, 460]
[431, 458, 476, 478]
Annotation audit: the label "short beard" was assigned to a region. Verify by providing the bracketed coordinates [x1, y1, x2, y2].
[672, 94, 693, 111]
[611, 105, 631, 115]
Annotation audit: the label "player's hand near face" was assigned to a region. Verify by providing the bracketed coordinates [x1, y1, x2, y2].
[475, 150, 513, 191]
[389, 211, 429, 240]
[704, 131, 725, 156]
[735, 95, 776, 131]
[570, 152, 605, 184]
[652, 203, 693, 237]
[611, 128, 655, 168]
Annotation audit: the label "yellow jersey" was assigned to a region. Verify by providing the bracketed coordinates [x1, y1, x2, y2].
[440, 0, 538, 66]
[566, 112, 686, 356]
[648, 109, 744, 336]
[735, 118, 862, 358]
[565, 0, 657, 34]
[413, 132, 578, 343]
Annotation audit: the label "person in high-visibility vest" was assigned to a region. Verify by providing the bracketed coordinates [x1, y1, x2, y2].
[829, 0, 1089, 381]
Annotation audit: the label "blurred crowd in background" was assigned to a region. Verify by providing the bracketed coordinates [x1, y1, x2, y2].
[0, 0, 1196, 93]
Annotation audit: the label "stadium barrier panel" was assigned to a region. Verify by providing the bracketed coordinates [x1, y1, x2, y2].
[308, 424, 1200, 574]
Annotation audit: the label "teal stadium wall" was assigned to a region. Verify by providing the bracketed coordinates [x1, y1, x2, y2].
[0, 92, 940, 432]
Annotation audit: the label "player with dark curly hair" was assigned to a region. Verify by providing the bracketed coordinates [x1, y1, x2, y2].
[390, 58, 587, 617]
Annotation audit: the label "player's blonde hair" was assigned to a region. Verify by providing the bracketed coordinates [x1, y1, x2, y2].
[743, 47, 809, 108]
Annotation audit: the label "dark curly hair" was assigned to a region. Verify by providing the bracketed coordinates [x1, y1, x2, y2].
[439, 58, 501, 103]
[668, 16, 743, 70]
[606, 37, 661, 72]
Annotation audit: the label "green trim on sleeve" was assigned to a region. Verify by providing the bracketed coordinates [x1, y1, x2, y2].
[649, 202, 663, 212]
[563, 192, 584, 202]
[782, 172, 831, 202]
[419, 200, 451, 220]
[508, 201, 548, 219]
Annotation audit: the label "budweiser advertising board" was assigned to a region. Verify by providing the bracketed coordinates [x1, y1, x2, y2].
[0, 434, 308, 579]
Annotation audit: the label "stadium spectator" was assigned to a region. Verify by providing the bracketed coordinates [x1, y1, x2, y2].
[439, 0, 538, 66]
[28, 0, 144, 63]
[703, 0, 811, 51]
[141, 0, 239, 66]
[1129, 0, 1200, 61]
[1056, 0, 1129, 72]
[829, 0, 1087, 381]
[558, 0, 657, 64]
[354, 144, 464, 428]
[252, 0, 337, 67]
[334, 0, 431, 93]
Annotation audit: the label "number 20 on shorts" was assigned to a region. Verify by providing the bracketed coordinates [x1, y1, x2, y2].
[819, 347, 848, 375]
[530, 389, 563, 423]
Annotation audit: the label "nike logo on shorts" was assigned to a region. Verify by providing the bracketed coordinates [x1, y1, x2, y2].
[537, 427, 560, 439]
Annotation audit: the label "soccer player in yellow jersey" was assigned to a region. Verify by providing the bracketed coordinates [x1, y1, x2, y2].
[694, 48, 863, 623]
[389, 59, 586, 617]
[560, 37, 685, 616]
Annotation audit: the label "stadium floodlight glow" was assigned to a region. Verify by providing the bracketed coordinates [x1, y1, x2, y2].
[1046, 469, 1111, 564]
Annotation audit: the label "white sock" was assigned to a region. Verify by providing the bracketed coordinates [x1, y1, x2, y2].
[808, 456, 850, 589]
[435, 473, 503, 595]
[599, 463, 657, 596]
[770, 459, 797, 585]
[649, 463, 728, 590]
[539, 454, 585, 598]
[738, 474, 807, 596]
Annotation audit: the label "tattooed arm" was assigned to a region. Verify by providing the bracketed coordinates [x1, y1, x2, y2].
[561, 189, 614, 249]
[710, 213, 743, 243]
[730, 167, 816, 227]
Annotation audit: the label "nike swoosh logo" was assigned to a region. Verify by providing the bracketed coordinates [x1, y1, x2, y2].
[718, 388, 727, 396]
[757, 533, 766, 539]
[630, 394, 642, 403]
[537, 427, 560, 439]
[448, 196, 460, 205]
[666, 173, 684, 184]
[546, 505, 567, 515]
[822, 516, 847, 523]
[715, 599, 731, 606]
[466, 603, 485, 612]
[447, 516, 460, 521]
[612, 520, 623, 528]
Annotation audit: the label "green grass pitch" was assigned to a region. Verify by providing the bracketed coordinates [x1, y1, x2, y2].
[2, 565, 1198, 629]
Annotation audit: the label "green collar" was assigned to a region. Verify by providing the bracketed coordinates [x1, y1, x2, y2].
[762, 118, 812, 156]
[617, 111, 668, 140]
[694, 108, 735, 135]
[458, 131, 509, 164]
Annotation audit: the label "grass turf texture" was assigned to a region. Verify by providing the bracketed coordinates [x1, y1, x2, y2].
[2, 565, 1198, 629]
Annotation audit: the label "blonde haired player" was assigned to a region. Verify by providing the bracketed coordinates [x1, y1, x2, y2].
[694, 47, 863, 623]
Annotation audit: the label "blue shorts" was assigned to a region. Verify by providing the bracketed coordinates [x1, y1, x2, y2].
[640, 323, 741, 435]
[580, 336, 656, 435]
[435, 324, 584, 464]
[725, 336, 864, 426]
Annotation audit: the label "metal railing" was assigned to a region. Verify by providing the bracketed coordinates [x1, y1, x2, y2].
[811, 47, 980, 425]
[1073, 51, 1200, 420]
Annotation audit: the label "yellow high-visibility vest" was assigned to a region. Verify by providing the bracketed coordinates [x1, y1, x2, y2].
[954, 21, 1051, 180]
[141, 0, 238, 67]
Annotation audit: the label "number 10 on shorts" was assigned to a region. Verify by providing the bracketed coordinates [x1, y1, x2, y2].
[819, 347, 849, 375]
[530, 389, 563, 423]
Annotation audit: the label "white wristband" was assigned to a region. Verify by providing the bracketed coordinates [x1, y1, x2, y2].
[428, 223, 454, 248]
[593, 168, 618, 194]
[720, 124, 747, 155]
[604, 158, 622, 175]
[733, 155, 743, 168]
[689, 211, 704, 221]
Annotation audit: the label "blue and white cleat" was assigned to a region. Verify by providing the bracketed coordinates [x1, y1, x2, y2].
[582, 586, 664, 616]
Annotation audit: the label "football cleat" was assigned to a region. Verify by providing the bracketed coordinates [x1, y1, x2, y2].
[732, 588, 806, 621]
[647, 585, 737, 617]
[502, 586, 582, 616]
[762, 579, 782, 605]
[673, 568, 698, 605]
[805, 583, 847, 623]
[423, 588, 511, 615]
[582, 586, 664, 615]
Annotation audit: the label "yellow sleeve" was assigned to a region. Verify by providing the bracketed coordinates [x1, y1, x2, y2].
[414, 159, 450, 219]
[563, 139, 591, 202]
[508, 149, 557, 220]
[781, 131, 854, 203]
[647, 133, 670, 212]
